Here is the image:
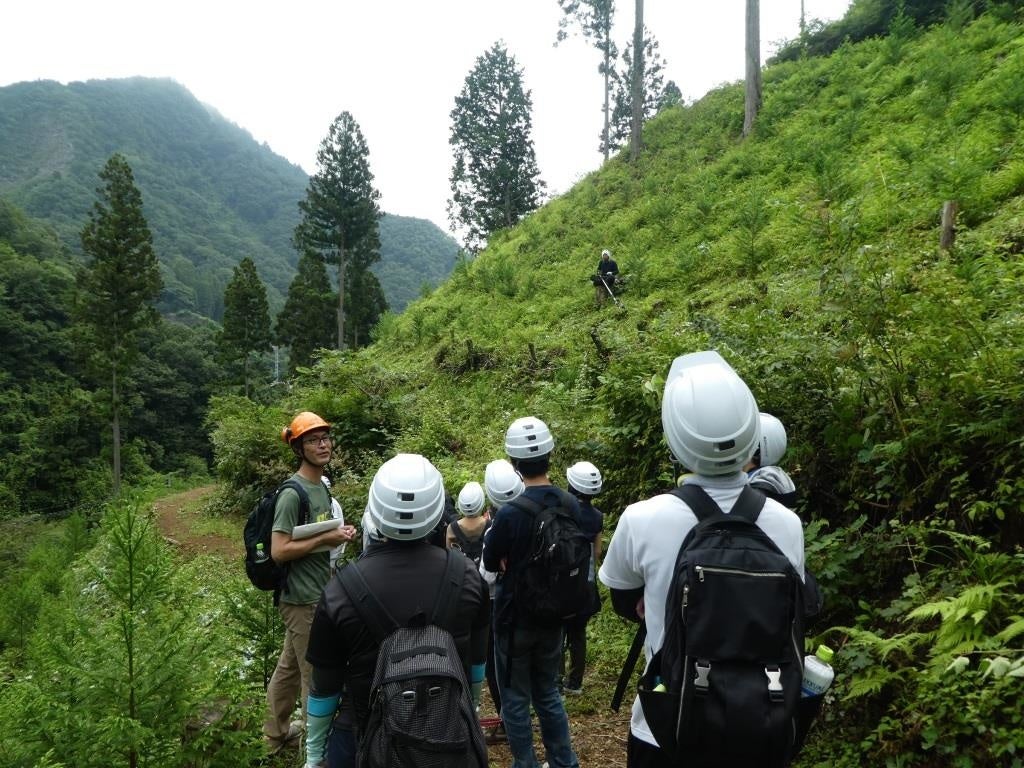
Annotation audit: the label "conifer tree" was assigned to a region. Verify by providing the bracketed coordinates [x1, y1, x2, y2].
[15, 499, 248, 767]
[295, 112, 381, 350]
[219, 256, 271, 398]
[78, 153, 162, 497]
[604, 31, 669, 155]
[555, 0, 617, 161]
[275, 251, 335, 375]
[449, 42, 545, 253]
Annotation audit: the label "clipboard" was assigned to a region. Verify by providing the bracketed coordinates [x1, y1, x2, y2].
[292, 518, 344, 553]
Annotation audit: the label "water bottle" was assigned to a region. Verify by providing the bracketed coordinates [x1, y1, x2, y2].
[801, 644, 835, 698]
[254, 542, 269, 563]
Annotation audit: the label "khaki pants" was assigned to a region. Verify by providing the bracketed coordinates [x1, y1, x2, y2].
[264, 601, 316, 743]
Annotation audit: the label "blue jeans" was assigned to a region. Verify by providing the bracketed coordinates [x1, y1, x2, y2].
[494, 623, 579, 768]
[326, 722, 356, 768]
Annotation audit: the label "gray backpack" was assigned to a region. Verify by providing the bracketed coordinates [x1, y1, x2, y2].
[338, 552, 487, 768]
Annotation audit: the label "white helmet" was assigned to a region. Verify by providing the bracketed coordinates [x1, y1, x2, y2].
[661, 351, 760, 476]
[505, 416, 554, 459]
[758, 413, 788, 467]
[484, 459, 525, 508]
[457, 481, 486, 517]
[566, 461, 603, 495]
[601, 249, 611, 258]
[367, 453, 445, 541]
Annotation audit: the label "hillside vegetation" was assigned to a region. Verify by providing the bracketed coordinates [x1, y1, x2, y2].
[0, 78, 458, 318]
[211, 11, 1024, 766]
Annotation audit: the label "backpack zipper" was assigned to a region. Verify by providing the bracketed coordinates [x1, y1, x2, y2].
[695, 565, 787, 582]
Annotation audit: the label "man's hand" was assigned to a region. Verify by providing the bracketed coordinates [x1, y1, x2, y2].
[321, 524, 357, 547]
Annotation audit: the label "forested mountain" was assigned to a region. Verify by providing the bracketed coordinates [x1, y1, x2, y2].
[0, 77, 457, 318]
[4, 3, 1024, 767]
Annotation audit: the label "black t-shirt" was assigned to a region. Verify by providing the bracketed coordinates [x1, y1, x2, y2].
[306, 540, 490, 725]
[597, 258, 619, 276]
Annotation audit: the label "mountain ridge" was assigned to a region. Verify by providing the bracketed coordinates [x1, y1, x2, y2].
[0, 76, 458, 318]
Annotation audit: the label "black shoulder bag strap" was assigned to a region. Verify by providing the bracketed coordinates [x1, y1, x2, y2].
[506, 494, 542, 516]
[278, 478, 313, 525]
[275, 479, 313, 604]
[338, 550, 464, 645]
[669, 483, 765, 524]
[337, 563, 399, 645]
[449, 520, 472, 551]
[611, 621, 646, 712]
[430, 549, 464, 629]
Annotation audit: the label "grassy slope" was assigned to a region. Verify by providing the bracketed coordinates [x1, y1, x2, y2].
[313, 15, 1024, 524]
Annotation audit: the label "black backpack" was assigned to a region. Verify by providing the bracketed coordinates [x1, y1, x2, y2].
[242, 479, 311, 598]
[338, 551, 488, 768]
[508, 489, 593, 626]
[638, 485, 805, 768]
[447, 518, 491, 567]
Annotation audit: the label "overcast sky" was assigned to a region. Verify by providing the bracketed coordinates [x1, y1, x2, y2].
[2, 0, 852, 239]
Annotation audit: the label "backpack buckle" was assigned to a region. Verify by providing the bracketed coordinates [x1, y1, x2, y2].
[765, 665, 784, 702]
[693, 660, 712, 693]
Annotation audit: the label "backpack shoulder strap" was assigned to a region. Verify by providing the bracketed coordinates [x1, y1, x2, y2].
[337, 563, 399, 645]
[278, 478, 312, 526]
[508, 487, 575, 515]
[730, 485, 767, 523]
[431, 548, 464, 628]
[450, 520, 472, 549]
[668, 484, 724, 522]
[669, 484, 766, 524]
[507, 495, 542, 516]
[611, 621, 647, 712]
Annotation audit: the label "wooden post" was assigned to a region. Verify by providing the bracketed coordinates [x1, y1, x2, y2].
[940, 200, 958, 251]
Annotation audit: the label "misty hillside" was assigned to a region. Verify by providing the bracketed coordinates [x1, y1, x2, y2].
[0, 77, 458, 318]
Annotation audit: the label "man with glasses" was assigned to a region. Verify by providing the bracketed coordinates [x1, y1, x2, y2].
[264, 411, 357, 754]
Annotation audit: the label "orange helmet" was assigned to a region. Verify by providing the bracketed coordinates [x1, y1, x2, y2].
[281, 411, 331, 445]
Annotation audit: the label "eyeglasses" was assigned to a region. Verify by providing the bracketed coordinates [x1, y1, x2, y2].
[303, 434, 334, 447]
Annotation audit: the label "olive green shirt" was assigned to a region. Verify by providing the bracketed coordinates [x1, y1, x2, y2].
[272, 473, 334, 605]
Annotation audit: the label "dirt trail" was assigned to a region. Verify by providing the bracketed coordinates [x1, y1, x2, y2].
[153, 484, 237, 561]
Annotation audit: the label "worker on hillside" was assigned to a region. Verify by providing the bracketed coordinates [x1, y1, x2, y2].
[594, 248, 619, 306]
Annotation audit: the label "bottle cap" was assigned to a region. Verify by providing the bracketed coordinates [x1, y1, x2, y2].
[816, 644, 834, 663]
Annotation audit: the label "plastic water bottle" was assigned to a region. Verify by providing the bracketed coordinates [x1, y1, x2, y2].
[254, 542, 269, 563]
[801, 644, 835, 698]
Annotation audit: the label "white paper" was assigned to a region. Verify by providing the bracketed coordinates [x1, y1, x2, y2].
[292, 518, 344, 554]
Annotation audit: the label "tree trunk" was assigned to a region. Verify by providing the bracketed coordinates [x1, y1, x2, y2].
[112, 368, 121, 497]
[630, 0, 645, 161]
[602, 39, 611, 161]
[337, 237, 347, 350]
[243, 349, 251, 399]
[940, 200, 959, 250]
[743, 0, 762, 138]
